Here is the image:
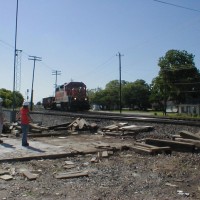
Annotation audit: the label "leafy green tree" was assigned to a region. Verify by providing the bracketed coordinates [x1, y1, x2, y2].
[104, 80, 128, 110]
[14, 91, 24, 108]
[89, 89, 108, 109]
[149, 77, 165, 110]
[150, 49, 200, 107]
[89, 80, 150, 110]
[0, 88, 24, 108]
[87, 87, 102, 105]
[123, 79, 150, 110]
[104, 80, 120, 109]
[88, 80, 127, 110]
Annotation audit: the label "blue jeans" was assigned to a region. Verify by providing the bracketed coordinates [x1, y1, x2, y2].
[21, 124, 29, 145]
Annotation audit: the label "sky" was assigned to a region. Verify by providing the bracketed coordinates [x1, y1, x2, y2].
[0, 0, 200, 103]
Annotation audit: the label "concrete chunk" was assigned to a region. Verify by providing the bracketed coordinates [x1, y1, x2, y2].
[23, 170, 38, 180]
[179, 130, 200, 141]
[65, 161, 75, 165]
[0, 170, 10, 175]
[145, 138, 195, 152]
[102, 151, 109, 157]
[0, 174, 13, 181]
[55, 171, 88, 179]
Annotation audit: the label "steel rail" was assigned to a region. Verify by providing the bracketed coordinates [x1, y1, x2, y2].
[30, 110, 200, 127]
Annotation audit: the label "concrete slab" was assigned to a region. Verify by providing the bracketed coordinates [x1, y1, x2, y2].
[0, 138, 71, 162]
[0, 134, 133, 162]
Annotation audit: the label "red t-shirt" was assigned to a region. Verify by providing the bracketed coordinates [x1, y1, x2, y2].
[20, 107, 30, 124]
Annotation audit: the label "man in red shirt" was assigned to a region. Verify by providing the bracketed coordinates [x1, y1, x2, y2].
[17, 102, 32, 146]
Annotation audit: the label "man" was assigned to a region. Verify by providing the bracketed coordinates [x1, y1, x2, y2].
[17, 101, 32, 147]
[0, 98, 4, 143]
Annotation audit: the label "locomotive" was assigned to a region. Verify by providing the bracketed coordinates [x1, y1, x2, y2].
[42, 82, 90, 111]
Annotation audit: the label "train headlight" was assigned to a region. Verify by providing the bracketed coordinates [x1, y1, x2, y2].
[74, 97, 76, 100]
[85, 98, 87, 101]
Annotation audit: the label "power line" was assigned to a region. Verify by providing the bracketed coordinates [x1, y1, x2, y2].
[0, 39, 14, 50]
[153, 0, 200, 13]
[173, 82, 200, 85]
[73, 55, 116, 81]
[161, 66, 196, 72]
[0, 38, 54, 71]
[170, 90, 200, 93]
[40, 61, 54, 70]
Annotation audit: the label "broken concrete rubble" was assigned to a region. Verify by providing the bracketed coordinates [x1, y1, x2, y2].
[101, 123, 154, 136]
[1, 111, 200, 199]
[1, 118, 98, 137]
[179, 130, 200, 140]
[1, 117, 200, 163]
[145, 138, 195, 152]
[0, 174, 13, 181]
[22, 170, 38, 180]
[67, 118, 98, 131]
[55, 170, 89, 179]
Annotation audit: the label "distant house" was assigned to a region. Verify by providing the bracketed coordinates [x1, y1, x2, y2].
[92, 104, 100, 111]
[178, 104, 200, 115]
[166, 101, 178, 113]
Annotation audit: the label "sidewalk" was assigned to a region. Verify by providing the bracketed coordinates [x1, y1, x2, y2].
[0, 134, 130, 162]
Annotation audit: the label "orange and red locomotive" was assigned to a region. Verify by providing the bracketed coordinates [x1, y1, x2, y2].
[42, 82, 90, 111]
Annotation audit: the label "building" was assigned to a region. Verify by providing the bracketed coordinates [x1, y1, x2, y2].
[178, 104, 200, 116]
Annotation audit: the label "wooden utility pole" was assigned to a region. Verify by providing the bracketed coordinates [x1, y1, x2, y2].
[116, 52, 123, 114]
[28, 55, 42, 111]
[52, 70, 61, 92]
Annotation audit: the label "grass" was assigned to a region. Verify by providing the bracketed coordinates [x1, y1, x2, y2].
[108, 109, 200, 120]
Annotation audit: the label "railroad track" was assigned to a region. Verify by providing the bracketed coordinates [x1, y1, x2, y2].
[31, 109, 200, 127]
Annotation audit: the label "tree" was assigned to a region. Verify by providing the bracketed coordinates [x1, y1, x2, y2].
[89, 80, 150, 111]
[105, 80, 128, 110]
[150, 49, 200, 110]
[87, 87, 102, 105]
[88, 80, 128, 110]
[88, 89, 109, 109]
[0, 88, 24, 108]
[123, 79, 150, 110]
[149, 77, 165, 110]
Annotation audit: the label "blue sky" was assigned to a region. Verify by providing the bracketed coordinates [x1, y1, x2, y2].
[0, 0, 200, 103]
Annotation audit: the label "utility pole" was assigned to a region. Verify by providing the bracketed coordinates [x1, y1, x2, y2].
[116, 52, 124, 114]
[163, 68, 167, 116]
[28, 55, 42, 111]
[52, 70, 61, 92]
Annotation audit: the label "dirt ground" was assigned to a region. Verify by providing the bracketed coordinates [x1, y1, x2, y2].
[0, 149, 199, 200]
[0, 113, 200, 200]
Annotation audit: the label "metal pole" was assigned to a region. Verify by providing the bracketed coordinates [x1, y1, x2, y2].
[12, 0, 19, 122]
